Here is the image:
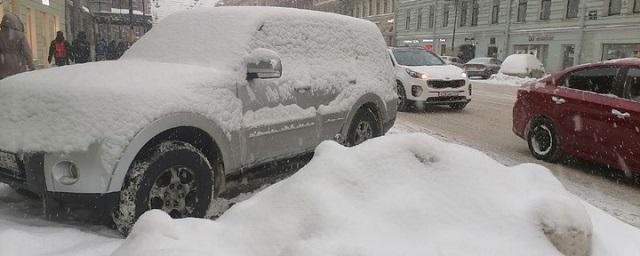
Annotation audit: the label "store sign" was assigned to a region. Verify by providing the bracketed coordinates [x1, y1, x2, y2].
[528, 34, 554, 42]
[42, 0, 50, 6]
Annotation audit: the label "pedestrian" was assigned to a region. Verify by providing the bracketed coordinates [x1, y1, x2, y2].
[107, 40, 118, 60]
[48, 31, 73, 66]
[95, 39, 107, 61]
[72, 31, 90, 63]
[0, 13, 34, 80]
[116, 41, 129, 59]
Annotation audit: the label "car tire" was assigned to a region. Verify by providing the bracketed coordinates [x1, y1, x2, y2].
[449, 103, 467, 110]
[527, 118, 563, 162]
[396, 81, 409, 112]
[346, 107, 381, 146]
[112, 140, 214, 235]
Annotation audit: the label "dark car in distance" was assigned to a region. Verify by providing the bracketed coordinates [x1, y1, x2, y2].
[513, 58, 640, 177]
[464, 57, 502, 79]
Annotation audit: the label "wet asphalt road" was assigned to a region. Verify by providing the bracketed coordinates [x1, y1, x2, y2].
[394, 81, 640, 228]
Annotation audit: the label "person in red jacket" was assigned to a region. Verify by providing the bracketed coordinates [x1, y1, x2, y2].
[48, 31, 73, 66]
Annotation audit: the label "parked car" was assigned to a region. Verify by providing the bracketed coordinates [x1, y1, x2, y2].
[513, 58, 640, 177]
[389, 47, 471, 111]
[0, 7, 397, 234]
[463, 57, 502, 79]
[440, 55, 464, 68]
[499, 54, 546, 78]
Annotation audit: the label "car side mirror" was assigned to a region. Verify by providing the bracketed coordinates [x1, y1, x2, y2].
[246, 48, 282, 80]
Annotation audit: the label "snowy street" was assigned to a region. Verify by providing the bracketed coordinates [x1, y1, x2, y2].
[393, 80, 640, 228]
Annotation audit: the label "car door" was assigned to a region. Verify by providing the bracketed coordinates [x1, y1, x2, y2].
[611, 66, 640, 175]
[553, 66, 625, 164]
[238, 76, 319, 166]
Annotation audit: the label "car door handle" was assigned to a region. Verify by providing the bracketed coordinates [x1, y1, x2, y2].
[551, 96, 566, 105]
[611, 109, 631, 119]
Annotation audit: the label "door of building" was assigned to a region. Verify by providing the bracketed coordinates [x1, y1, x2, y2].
[562, 44, 575, 69]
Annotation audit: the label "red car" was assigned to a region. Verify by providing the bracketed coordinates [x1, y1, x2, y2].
[513, 58, 640, 177]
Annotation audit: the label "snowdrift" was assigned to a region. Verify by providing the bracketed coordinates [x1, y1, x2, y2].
[113, 134, 640, 256]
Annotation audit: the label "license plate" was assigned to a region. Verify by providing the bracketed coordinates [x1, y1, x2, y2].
[0, 151, 18, 171]
[439, 91, 459, 97]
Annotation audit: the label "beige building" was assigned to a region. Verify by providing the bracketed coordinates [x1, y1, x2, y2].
[351, 0, 396, 46]
[1, 0, 65, 68]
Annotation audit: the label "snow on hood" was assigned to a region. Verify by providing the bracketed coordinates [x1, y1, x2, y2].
[109, 133, 640, 256]
[405, 64, 466, 80]
[0, 60, 242, 153]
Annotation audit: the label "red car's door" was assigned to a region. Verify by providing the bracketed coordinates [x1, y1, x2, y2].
[553, 66, 625, 165]
[611, 67, 640, 175]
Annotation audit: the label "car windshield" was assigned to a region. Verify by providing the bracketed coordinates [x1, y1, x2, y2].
[392, 49, 445, 66]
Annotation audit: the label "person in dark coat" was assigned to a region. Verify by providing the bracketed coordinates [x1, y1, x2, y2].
[95, 39, 107, 61]
[0, 13, 35, 80]
[48, 31, 73, 66]
[72, 31, 91, 63]
[106, 40, 118, 60]
[116, 41, 129, 59]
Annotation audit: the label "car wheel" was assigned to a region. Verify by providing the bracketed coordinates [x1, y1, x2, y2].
[113, 140, 214, 235]
[396, 81, 409, 112]
[449, 103, 467, 110]
[346, 107, 381, 146]
[527, 118, 563, 162]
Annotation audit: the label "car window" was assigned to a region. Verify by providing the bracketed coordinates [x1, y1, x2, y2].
[625, 68, 640, 102]
[563, 67, 620, 95]
[392, 49, 445, 66]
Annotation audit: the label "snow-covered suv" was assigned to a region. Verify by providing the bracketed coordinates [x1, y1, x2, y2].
[389, 47, 471, 111]
[0, 7, 396, 234]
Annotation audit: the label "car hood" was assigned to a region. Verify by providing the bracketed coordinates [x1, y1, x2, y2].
[0, 60, 243, 153]
[403, 65, 466, 80]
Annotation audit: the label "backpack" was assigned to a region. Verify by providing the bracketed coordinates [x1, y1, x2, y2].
[54, 41, 66, 58]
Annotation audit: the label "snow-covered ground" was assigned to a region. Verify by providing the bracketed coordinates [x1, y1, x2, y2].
[1, 133, 639, 255]
[472, 73, 537, 87]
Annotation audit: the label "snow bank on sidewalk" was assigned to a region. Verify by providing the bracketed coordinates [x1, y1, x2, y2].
[475, 73, 537, 86]
[113, 134, 640, 256]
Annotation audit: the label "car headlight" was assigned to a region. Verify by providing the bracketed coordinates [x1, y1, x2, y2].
[52, 160, 79, 185]
[406, 68, 428, 79]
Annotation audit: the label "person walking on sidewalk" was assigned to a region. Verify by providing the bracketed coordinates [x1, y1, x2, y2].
[0, 13, 34, 80]
[95, 39, 107, 61]
[72, 31, 90, 64]
[48, 31, 73, 66]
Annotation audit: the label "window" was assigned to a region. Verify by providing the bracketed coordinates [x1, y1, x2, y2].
[471, 0, 479, 26]
[383, 0, 388, 13]
[369, 0, 374, 16]
[563, 67, 620, 95]
[440, 44, 447, 55]
[609, 0, 621, 15]
[377, 0, 381, 15]
[491, 0, 500, 24]
[460, 1, 468, 26]
[428, 5, 435, 28]
[417, 8, 423, 30]
[635, 0, 640, 13]
[354, 6, 359, 17]
[540, 0, 551, 20]
[405, 9, 411, 30]
[626, 69, 640, 102]
[602, 43, 640, 60]
[517, 0, 527, 22]
[443, 4, 450, 27]
[566, 0, 580, 18]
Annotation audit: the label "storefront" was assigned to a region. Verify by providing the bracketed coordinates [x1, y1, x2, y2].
[601, 43, 640, 60]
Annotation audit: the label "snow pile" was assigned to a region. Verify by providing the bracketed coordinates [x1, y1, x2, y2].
[499, 54, 545, 75]
[482, 73, 537, 86]
[113, 134, 640, 256]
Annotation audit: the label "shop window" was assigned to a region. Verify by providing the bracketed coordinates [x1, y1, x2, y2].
[517, 0, 527, 22]
[417, 8, 423, 30]
[405, 9, 411, 30]
[608, 0, 621, 15]
[428, 5, 435, 28]
[443, 4, 450, 27]
[561, 45, 575, 69]
[491, 0, 500, 24]
[602, 43, 640, 60]
[441, 44, 447, 55]
[471, 0, 479, 26]
[566, 0, 580, 18]
[460, 1, 468, 27]
[540, 0, 551, 20]
[488, 46, 498, 57]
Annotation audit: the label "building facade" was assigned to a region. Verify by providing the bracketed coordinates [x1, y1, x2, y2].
[396, 0, 640, 72]
[351, 0, 397, 46]
[1, 0, 65, 68]
[89, 0, 151, 43]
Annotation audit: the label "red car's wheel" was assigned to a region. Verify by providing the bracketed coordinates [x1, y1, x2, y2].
[527, 118, 563, 162]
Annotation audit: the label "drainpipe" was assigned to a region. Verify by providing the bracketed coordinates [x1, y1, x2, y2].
[503, 0, 514, 60]
[574, 0, 587, 65]
[433, 0, 439, 52]
[451, 0, 458, 54]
